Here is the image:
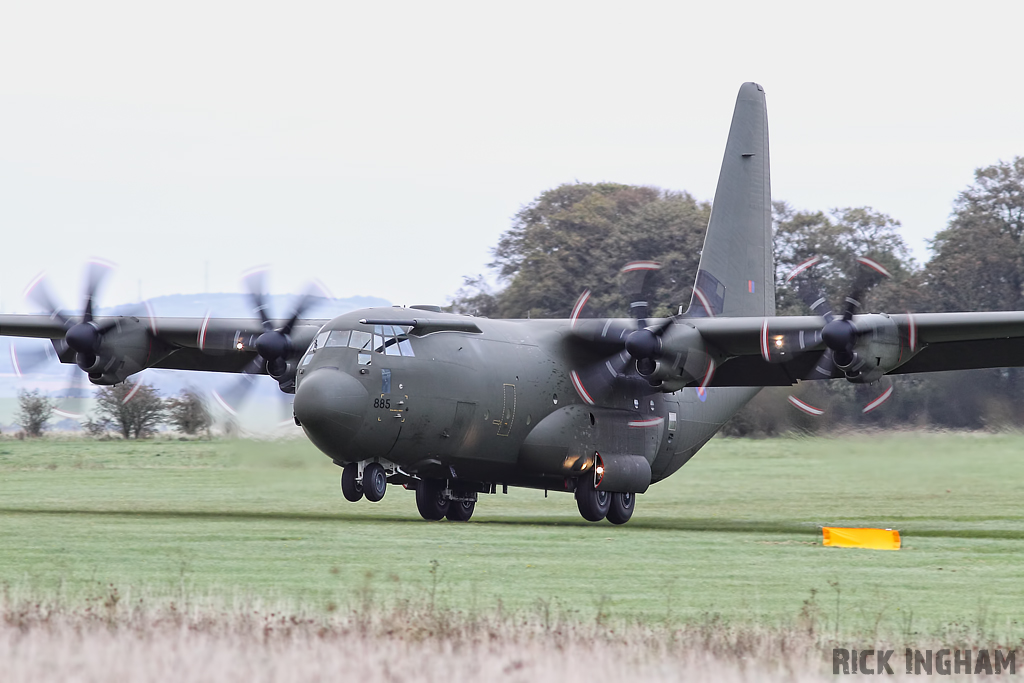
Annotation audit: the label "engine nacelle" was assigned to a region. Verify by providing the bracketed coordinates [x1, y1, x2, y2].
[64, 317, 169, 385]
[646, 322, 720, 392]
[845, 314, 903, 384]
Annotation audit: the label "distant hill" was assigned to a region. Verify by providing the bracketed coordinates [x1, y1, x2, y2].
[103, 292, 390, 319]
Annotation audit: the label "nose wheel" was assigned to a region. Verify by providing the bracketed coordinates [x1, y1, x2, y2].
[362, 462, 388, 502]
[341, 463, 363, 502]
[340, 461, 388, 502]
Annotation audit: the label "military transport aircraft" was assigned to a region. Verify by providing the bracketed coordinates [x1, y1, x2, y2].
[4, 82, 1024, 524]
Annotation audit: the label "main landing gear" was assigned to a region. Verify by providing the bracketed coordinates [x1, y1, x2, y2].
[575, 481, 635, 525]
[415, 478, 476, 522]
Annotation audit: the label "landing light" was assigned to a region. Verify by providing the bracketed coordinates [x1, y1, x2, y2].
[773, 336, 784, 348]
[596, 466, 604, 475]
[236, 341, 245, 350]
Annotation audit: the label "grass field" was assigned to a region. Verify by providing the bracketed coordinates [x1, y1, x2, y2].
[2, 432, 1023, 643]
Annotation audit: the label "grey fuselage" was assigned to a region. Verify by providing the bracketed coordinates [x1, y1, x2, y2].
[293, 308, 758, 493]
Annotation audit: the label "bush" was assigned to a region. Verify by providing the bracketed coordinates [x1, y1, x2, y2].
[166, 390, 212, 436]
[17, 389, 54, 437]
[91, 381, 166, 439]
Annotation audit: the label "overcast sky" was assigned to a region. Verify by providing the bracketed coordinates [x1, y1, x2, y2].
[1, 1, 1021, 315]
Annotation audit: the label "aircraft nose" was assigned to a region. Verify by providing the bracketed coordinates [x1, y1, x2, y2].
[294, 369, 367, 453]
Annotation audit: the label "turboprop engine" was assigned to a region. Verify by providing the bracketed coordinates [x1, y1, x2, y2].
[629, 321, 719, 391]
[63, 315, 161, 385]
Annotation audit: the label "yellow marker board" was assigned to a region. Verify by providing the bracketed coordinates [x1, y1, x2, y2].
[822, 527, 901, 550]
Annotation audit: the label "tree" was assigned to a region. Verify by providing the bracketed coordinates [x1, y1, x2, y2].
[17, 389, 54, 437]
[448, 275, 500, 317]
[92, 381, 166, 439]
[922, 157, 1024, 312]
[464, 183, 710, 318]
[916, 157, 1024, 427]
[773, 202, 919, 315]
[166, 389, 212, 436]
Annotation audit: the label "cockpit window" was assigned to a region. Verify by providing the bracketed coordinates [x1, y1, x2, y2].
[328, 326, 415, 358]
[384, 326, 401, 356]
[299, 329, 329, 367]
[326, 330, 350, 347]
[371, 324, 415, 357]
[349, 330, 372, 351]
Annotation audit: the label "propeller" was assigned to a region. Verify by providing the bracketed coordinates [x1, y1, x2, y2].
[19, 261, 130, 417]
[568, 262, 678, 404]
[782, 255, 896, 416]
[211, 268, 324, 416]
[10, 340, 58, 377]
[243, 268, 320, 378]
[25, 260, 118, 374]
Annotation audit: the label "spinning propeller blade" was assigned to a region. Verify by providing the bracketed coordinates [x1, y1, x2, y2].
[784, 255, 897, 416]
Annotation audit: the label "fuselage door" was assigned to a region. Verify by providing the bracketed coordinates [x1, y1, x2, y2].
[496, 383, 516, 436]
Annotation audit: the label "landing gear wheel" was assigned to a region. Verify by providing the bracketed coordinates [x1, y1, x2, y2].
[363, 462, 388, 502]
[341, 463, 363, 502]
[446, 499, 475, 522]
[415, 478, 450, 521]
[606, 492, 635, 525]
[575, 481, 611, 522]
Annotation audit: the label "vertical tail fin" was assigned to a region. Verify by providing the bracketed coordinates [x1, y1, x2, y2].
[687, 82, 774, 318]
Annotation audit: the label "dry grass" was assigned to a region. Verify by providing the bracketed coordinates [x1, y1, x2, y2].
[2, 589, 1018, 682]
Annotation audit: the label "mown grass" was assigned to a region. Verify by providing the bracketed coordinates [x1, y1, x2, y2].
[1, 433, 1023, 642]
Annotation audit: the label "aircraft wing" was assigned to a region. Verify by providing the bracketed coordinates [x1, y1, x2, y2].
[0, 314, 328, 377]
[689, 311, 1024, 386]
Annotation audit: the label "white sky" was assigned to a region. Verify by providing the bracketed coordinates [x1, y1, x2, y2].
[1, 1, 1021, 314]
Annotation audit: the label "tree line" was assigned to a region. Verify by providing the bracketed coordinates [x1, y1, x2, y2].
[451, 157, 1024, 433]
[16, 384, 212, 439]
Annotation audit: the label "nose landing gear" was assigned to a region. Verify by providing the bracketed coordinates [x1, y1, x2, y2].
[362, 462, 388, 502]
[339, 460, 391, 503]
[341, 463, 363, 502]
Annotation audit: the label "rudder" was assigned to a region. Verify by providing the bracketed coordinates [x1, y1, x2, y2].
[687, 82, 774, 318]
